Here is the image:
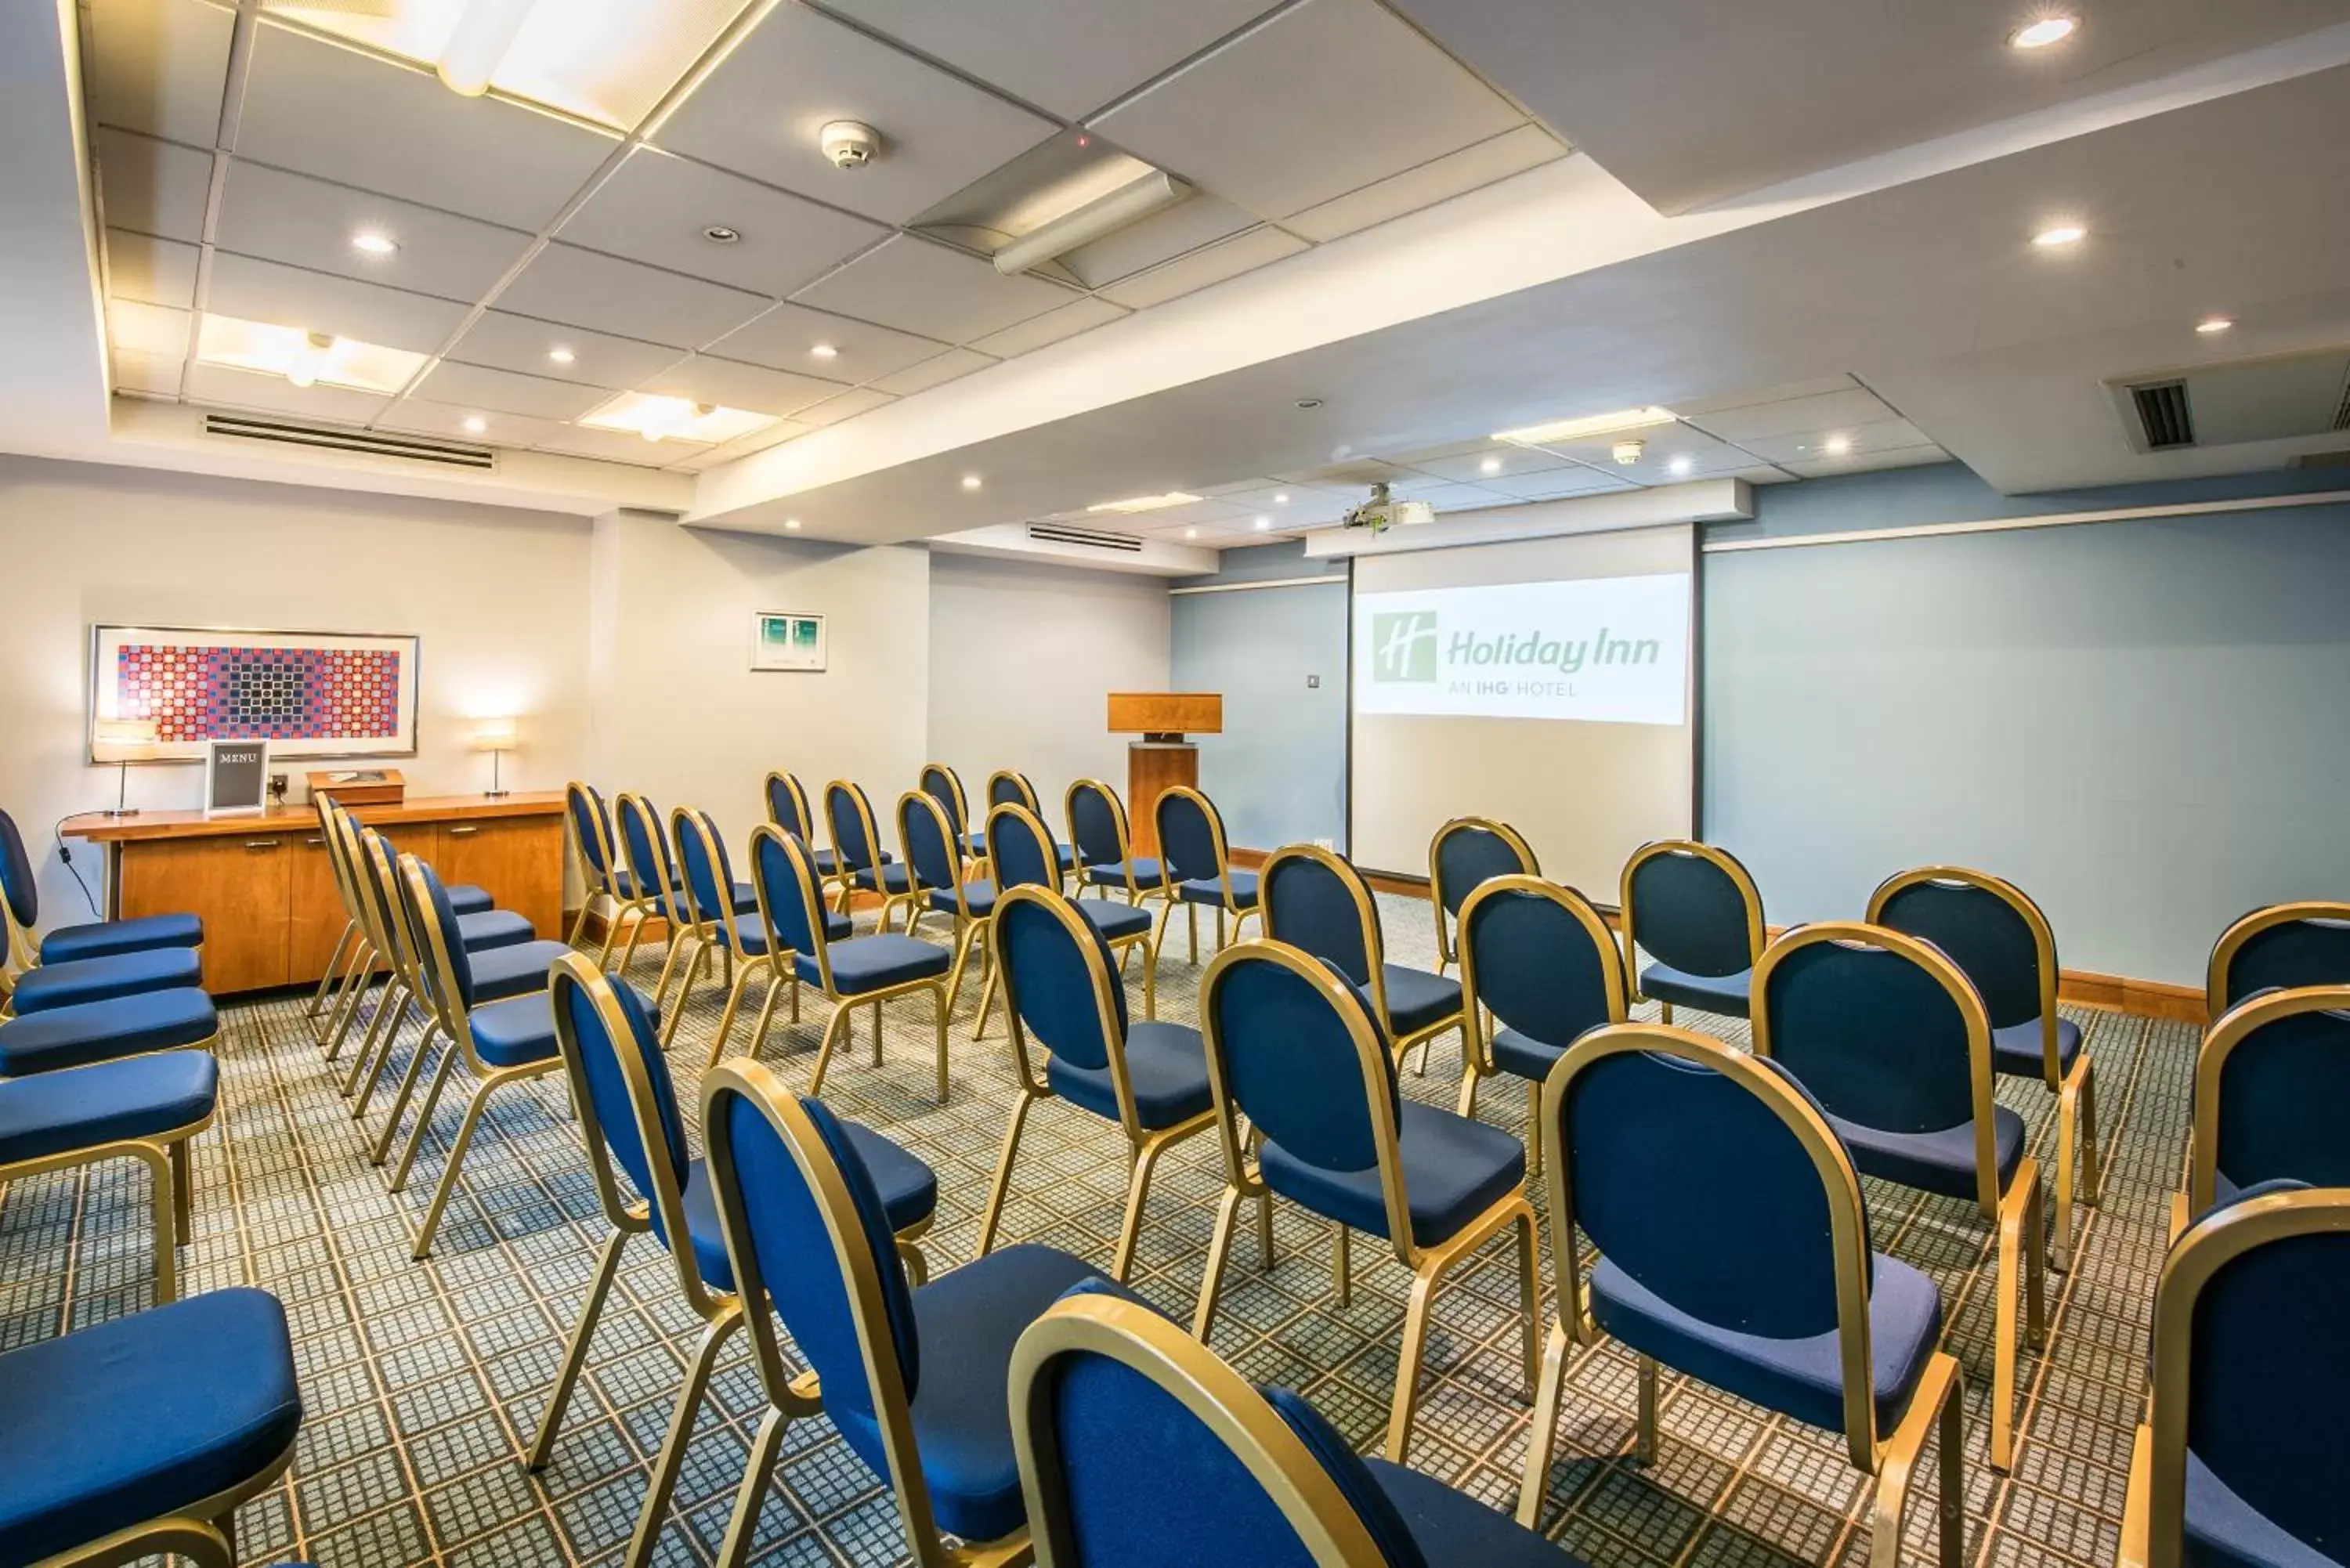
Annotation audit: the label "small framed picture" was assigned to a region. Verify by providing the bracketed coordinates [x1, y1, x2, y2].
[752, 612, 826, 673]
[204, 737, 271, 815]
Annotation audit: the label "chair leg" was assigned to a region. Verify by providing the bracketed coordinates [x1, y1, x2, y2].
[138, 1142, 177, 1305]
[973, 954, 1003, 1041]
[368, 1025, 445, 1163]
[411, 1070, 533, 1259]
[1989, 1159, 2044, 1472]
[343, 981, 410, 1102]
[870, 1001, 885, 1066]
[1634, 1354, 1659, 1466]
[1188, 902, 1198, 964]
[1525, 1078, 1544, 1176]
[930, 983, 949, 1102]
[1659, 1000, 1674, 1024]
[309, 925, 359, 1031]
[977, 1091, 1036, 1263]
[566, 895, 594, 948]
[2077, 1053, 2104, 1204]
[168, 1137, 193, 1241]
[1386, 1256, 1447, 1464]
[653, 931, 700, 1021]
[529, 1227, 628, 1469]
[1455, 1062, 1482, 1120]
[385, 1044, 461, 1184]
[1112, 1133, 1175, 1283]
[896, 1237, 929, 1288]
[1192, 1184, 1246, 1345]
[659, 942, 714, 1049]
[714, 1404, 790, 1568]
[1868, 1351, 1969, 1568]
[613, 908, 650, 976]
[349, 999, 421, 1122]
[705, 960, 755, 1066]
[1141, 934, 1159, 1021]
[1513, 1206, 1541, 1395]
[625, 1312, 743, 1568]
[740, 963, 786, 1063]
[943, 921, 977, 1016]
[1514, 1320, 1573, 1529]
[1331, 1221, 1351, 1308]
[804, 1002, 853, 1097]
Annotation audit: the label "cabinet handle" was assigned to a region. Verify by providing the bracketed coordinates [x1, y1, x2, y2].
[244, 839, 284, 851]
[304, 836, 325, 846]
[448, 825, 480, 836]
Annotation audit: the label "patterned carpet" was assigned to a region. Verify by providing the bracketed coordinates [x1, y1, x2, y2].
[0, 892, 2182, 1567]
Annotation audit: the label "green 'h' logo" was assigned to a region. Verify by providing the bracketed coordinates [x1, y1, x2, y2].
[1371, 611, 1438, 681]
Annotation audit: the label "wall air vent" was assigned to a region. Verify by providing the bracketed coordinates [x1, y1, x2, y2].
[202, 414, 497, 470]
[2127, 381, 2195, 450]
[2108, 347, 2350, 455]
[1026, 522, 1144, 552]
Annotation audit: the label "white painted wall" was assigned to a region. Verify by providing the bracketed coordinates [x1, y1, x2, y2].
[926, 553, 1172, 837]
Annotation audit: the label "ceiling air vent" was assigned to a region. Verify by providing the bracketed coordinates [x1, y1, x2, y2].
[2108, 346, 2350, 454]
[1026, 522, 1144, 552]
[203, 414, 497, 471]
[2128, 381, 2194, 450]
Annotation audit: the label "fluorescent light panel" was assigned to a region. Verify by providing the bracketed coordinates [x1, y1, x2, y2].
[1086, 491, 1202, 515]
[580, 391, 773, 444]
[195, 314, 426, 393]
[1495, 406, 1679, 447]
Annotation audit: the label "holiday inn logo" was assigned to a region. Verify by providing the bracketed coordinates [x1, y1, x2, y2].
[1371, 610, 1439, 681]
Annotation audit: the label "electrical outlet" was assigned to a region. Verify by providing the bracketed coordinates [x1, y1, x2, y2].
[1306, 674, 1321, 688]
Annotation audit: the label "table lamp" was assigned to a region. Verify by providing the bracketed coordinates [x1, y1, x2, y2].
[471, 717, 518, 799]
[92, 716, 158, 818]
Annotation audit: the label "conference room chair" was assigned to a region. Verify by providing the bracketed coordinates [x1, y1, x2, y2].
[0, 1286, 302, 1566]
[1260, 843, 1465, 1075]
[699, 1060, 1118, 1568]
[989, 768, 1078, 880]
[1515, 1021, 1967, 1567]
[309, 797, 499, 1055]
[666, 805, 790, 1060]
[1870, 865, 2103, 1270]
[765, 768, 858, 905]
[1065, 776, 1171, 906]
[1192, 939, 1538, 1465]
[895, 791, 996, 1017]
[1427, 815, 1538, 978]
[919, 760, 987, 862]
[2206, 900, 2350, 1014]
[1151, 785, 1260, 967]
[750, 824, 954, 1100]
[975, 884, 1214, 1281]
[1754, 921, 2044, 1472]
[533, 954, 935, 1568]
[562, 779, 623, 951]
[982, 803, 1158, 1038]
[0, 803, 203, 972]
[380, 854, 576, 1259]
[1008, 1286, 1576, 1568]
[826, 779, 920, 929]
[2117, 1180, 2348, 1568]
[1619, 839, 1766, 1022]
[0, 983, 218, 1079]
[614, 792, 757, 1007]
[2174, 983, 2350, 1240]
[0, 1051, 216, 1302]
[1453, 875, 1625, 1172]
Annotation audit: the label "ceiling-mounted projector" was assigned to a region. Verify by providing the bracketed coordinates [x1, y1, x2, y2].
[1340, 482, 1434, 534]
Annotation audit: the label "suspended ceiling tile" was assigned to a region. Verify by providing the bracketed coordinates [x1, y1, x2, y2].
[1412, 481, 1517, 512]
[1782, 444, 1951, 479]
[1284, 123, 1568, 243]
[668, 419, 813, 470]
[967, 295, 1129, 358]
[1682, 386, 1899, 443]
[206, 253, 468, 354]
[85, 0, 232, 146]
[1518, 423, 1753, 480]
[1722, 464, 1799, 486]
[1095, 225, 1307, 309]
[110, 349, 184, 399]
[105, 229, 199, 309]
[1206, 484, 1354, 523]
[823, 0, 1284, 120]
[532, 425, 682, 466]
[215, 161, 536, 304]
[1408, 444, 1574, 482]
[107, 297, 190, 359]
[1672, 374, 1860, 417]
[92, 128, 212, 243]
[414, 360, 610, 421]
[635, 355, 842, 417]
[374, 398, 559, 447]
[1734, 416, 1932, 464]
[1277, 457, 1419, 486]
[1090, 0, 1524, 221]
[1477, 465, 1637, 500]
[790, 233, 1078, 345]
[653, 4, 1058, 226]
[793, 385, 898, 425]
[184, 361, 390, 424]
[495, 242, 770, 349]
[706, 301, 944, 381]
[557, 146, 891, 297]
[871, 347, 997, 397]
[236, 23, 618, 230]
[1056, 192, 1260, 289]
[443, 310, 685, 388]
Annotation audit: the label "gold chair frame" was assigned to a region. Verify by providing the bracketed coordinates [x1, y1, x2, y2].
[1753, 921, 2046, 1472]
[974, 884, 1214, 1281]
[978, 802, 1156, 1039]
[609, 791, 687, 987]
[337, 824, 437, 1123]
[920, 761, 986, 876]
[826, 779, 919, 930]
[562, 779, 624, 954]
[311, 798, 389, 1061]
[1427, 815, 1538, 977]
[1260, 841, 1464, 1074]
[1869, 864, 2103, 1270]
[1063, 777, 1169, 911]
[1147, 785, 1262, 970]
[766, 768, 855, 912]
[305, 791, 369, 1042]
[1191, 938, 1539, 1465]
[701, 1059, 1029, 1568]
[2172, 983, 2350, 1241]
[1618, 839, 1766, 1021]
[663, 806, 795, 1064]
[2205, 901, 2350, 1019]
[32, 1439, 298, 1568]
[0, 1096, 211, 1305]
[895, 793, 992, 1019]
[1515, 1022, 1969, 1568]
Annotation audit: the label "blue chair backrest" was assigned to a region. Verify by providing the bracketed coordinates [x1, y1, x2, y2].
[403, 857, 482, 1011]
[618, 796, 678, 916]
[1762, 936, 1975, 1134]
[1629, 848, 1752, 977]
[0, 807, 37, 930]
[1874, 880, 2040, 1030]
[672, 807, 732, 927]
[2214, 1000, 2350, 1189]
[898, 794, 960, 897]
[1068, 782, 1123, 867]
[989, 771, 1036, 811]
[920, 765, 966, 837]
[1000, 894, 1123, 1072]
[1434, 824, 1526, 917]
[986, 807, 1057, 894]
[1263, 853, 1374, 987]
[1464, 885, 1618, 1049]
[752, 829, 823, 959]
[554, 965, 689, 1231]
[826, 782, 879, 875]
[1158, 792, 1221, 886]
[2225, 918, 2350, 1009]
[1564, 1048, 1860, 1337]
[765, 773, 812, 838]
[1207, 949, 1395, 1174]
[566, 783, 611, 878]
[714, 1086, 920, 1477]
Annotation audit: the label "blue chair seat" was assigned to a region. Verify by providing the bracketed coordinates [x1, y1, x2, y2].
[609, 868, 678, 903]
[1260, 1100, 1524, 1248]
[466, 941, 573, 1004]
[0, 988, 218, 1077]
[1990, 1014, 2083, 1080]
[455, 909, 535, 952]
[2184, 1449, 2327, 1568]
[1589, 1250, 1943, 1435]
[1052, 842, 1078, 873]
[797, 934, 952, 995]
[1174, 869, 1258, 909]
[466, 995, 559, 1070]
[9, 946, 203, 1015]
[1828, 1106, 2026, 1204]
[1047, 1021, 1212, 1131]
[37, 912, 202, 966]
[0, 1287, 301, 1565]
[962, 832, 988, 858]
[1639, 961, 1752, 1017]
[1086, 856, 1168, 890]
[446, 883, 494, 916]
[0, 1053, 218, 1165]
[676, 1119, 938, 1291]
[1383, 964, 1462, 1038]
[855, 863, 915, 896]
[928, 880, 998, 918]
[1490, 1025, 1573, 1083]
[1366, 1453, 1581, 1568]
[895, 1244, 1113, 1543]
[719, 915, 780, 957]
[1077, 900, 1154, 944]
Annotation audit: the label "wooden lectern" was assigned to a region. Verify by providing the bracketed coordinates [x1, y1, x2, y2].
[1107, 692, 1222, 857]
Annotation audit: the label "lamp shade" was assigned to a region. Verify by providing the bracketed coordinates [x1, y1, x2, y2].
[470, 717, 519, 752]
[92, 716, 159, 764]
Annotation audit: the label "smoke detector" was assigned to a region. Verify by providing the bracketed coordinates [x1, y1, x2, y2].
[819, 121, 881, 171]
[1611, 438, 1647, 465]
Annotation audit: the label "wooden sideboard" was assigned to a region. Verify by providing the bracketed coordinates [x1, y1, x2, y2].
[63, 792, 567, 995]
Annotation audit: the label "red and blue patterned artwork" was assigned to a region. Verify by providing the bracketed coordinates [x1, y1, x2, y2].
[115, 644, 405, 742]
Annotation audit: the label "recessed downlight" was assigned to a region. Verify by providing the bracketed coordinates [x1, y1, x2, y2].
[785, 518, 802, 530]
[961, 475, 983, 491]
[350, 230, 398, 255]
[461, 415, 487, 434]
[1184, 526, 1198, 540]
[548, 346, 577, 364]
[1294, 398, 1322, 410]
[1668, 454, 1694, 476]
[1823, 434, 1853, 456]
[2032, 223, 2086, 248]
[811, 343, 839, 360]
[701, 224, 741, 244]
[2008, 15, 2077, 49]
[1273, 493, 1291, 504]
[2196, 316, 2234, 334]
[1253, 515, 1271, 530]
[1479, 456, 1502, 475]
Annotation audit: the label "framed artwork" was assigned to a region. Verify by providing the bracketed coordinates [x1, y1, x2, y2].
[90, 624, 421, 762]
[752, 611, 826, 673]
